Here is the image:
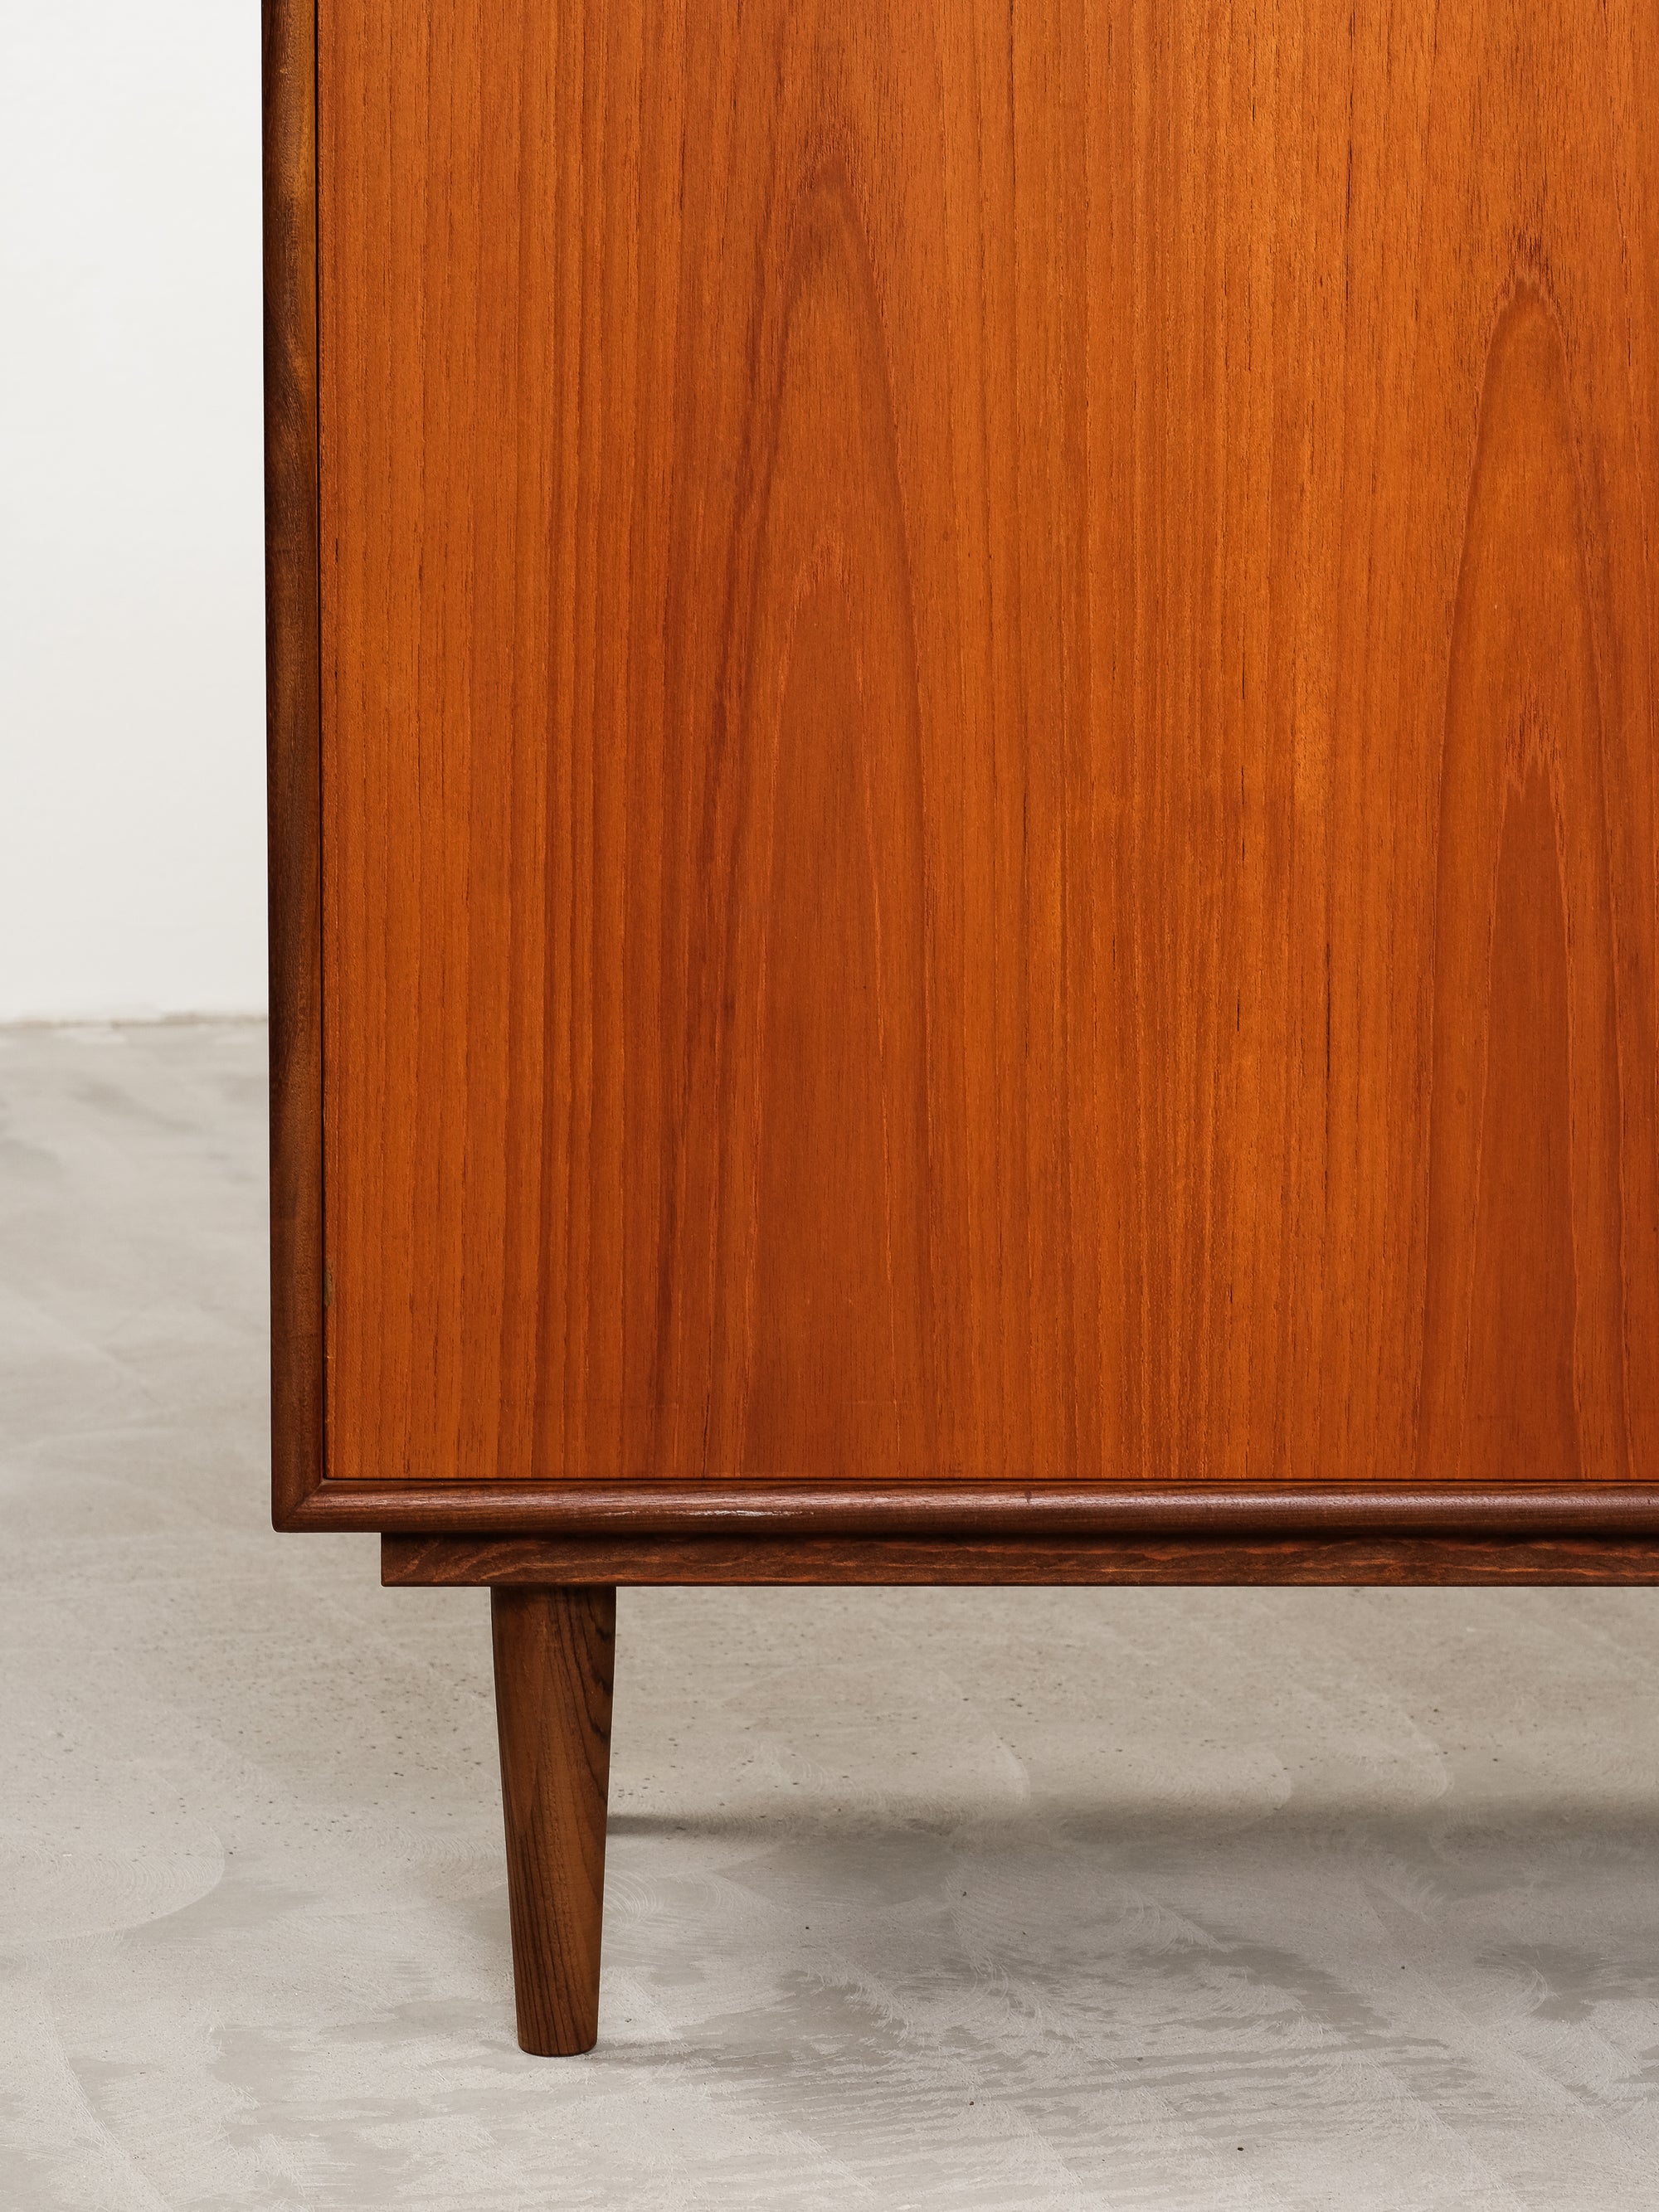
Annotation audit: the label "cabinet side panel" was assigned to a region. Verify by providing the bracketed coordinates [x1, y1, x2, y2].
[265, 0, 325, 1519]
[318, 0, 1659, 1485]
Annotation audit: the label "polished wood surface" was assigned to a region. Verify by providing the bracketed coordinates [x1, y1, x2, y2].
[491, 1586, 615, 2054]
[308, 1482, 1659, 1538]
[263, 0, 325, 1526]
[309, 0, 1659, 1491]
[395, 1534, 1659, 1589]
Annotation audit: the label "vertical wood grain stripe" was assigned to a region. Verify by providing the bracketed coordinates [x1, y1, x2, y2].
[265, 0, 326, 1523]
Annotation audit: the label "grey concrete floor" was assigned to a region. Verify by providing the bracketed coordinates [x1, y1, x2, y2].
[3, 1022, 1659, 2209]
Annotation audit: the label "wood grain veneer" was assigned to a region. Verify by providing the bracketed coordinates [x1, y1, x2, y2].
[309, 0, 1659, 1493]
[307, 1483, 1659, 1537]
[264, 0, 326, 1528]
[491, 1587, 615, 2054]
[390, 1534, 1659, 1589]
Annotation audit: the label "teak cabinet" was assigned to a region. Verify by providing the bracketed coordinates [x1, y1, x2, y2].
[267, 0, 1659, 2051]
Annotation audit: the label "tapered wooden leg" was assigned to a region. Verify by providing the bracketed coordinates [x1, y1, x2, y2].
[490, 1585, 615, 2055]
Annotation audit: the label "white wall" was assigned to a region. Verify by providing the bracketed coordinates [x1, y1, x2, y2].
[1, 3, 267, 1022]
